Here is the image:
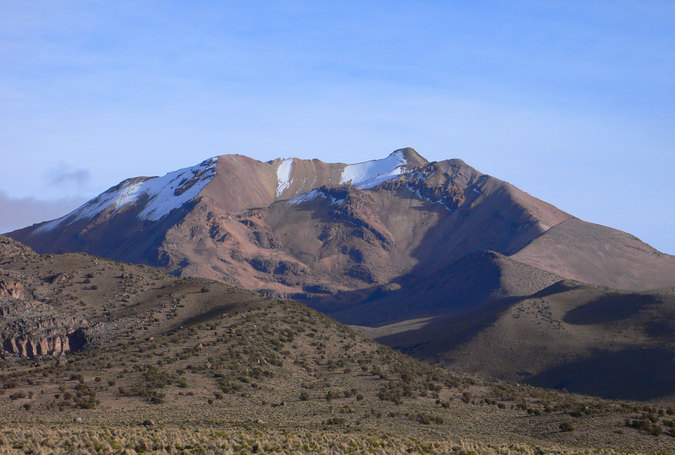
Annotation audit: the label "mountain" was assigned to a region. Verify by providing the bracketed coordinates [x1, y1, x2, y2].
[10, 148, 673, 297]
[1, 235, 674, 453]
[7, 148, 675, 399]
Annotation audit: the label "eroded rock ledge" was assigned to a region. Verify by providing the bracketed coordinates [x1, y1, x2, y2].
[0, 299, 87, 358]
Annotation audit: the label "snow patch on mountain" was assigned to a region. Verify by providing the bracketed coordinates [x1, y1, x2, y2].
[288, 189, 325, 205]
[288, 188, 346, 206]
[35, 158, 218, 232]
[340, 152, 407, 189]
[276, 159, 294, 197]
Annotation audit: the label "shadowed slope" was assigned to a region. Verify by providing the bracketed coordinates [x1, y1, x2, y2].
[361, 279, 675, 402]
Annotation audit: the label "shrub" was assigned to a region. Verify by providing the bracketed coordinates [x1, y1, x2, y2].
[325, 390, 341, 401]
[412, 412, 444, 425]
[9, 392, 26, 400]
[559, 422, 574, 432]
[626, 418, 663, 436]
[323, 417, 346, 426]
[378, 384, 403, 405]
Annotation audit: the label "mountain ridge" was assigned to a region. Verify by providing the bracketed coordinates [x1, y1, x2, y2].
[8, 147, 674, 318]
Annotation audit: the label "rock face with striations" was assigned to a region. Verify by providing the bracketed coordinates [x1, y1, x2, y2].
[0, 299, 86, 357]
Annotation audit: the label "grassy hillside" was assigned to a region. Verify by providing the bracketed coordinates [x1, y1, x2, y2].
[1, 236, 674, 453]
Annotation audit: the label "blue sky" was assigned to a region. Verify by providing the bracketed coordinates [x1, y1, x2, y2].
[1, 1, 673, 253]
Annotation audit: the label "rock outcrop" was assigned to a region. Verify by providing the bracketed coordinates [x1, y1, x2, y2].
[0, 299, 87, 358]
[0, 280, 25, 299]
[3, 333, 71, 357]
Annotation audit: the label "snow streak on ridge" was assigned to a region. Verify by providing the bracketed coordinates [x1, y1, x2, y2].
[339, 151, 407, 189]
[35, 158, 218, 232]
[288, 189, 324, 204]
[288, 188, 346, 206]
[276, 159, 294, 197]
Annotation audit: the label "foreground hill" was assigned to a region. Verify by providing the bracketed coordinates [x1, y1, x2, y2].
[0, 236, 674, 453]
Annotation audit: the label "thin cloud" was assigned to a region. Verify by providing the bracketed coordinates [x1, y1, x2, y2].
[46, 163, 91, 188]
[0, 191, 87, 234]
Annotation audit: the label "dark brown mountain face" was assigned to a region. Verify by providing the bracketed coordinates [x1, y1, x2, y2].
[7, 149, 675, 400]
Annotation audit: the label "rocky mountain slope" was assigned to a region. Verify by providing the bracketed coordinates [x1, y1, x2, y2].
[1, 236, 674, 453]
[6, 149, 675, 400]
[10, 148, 673, 301]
